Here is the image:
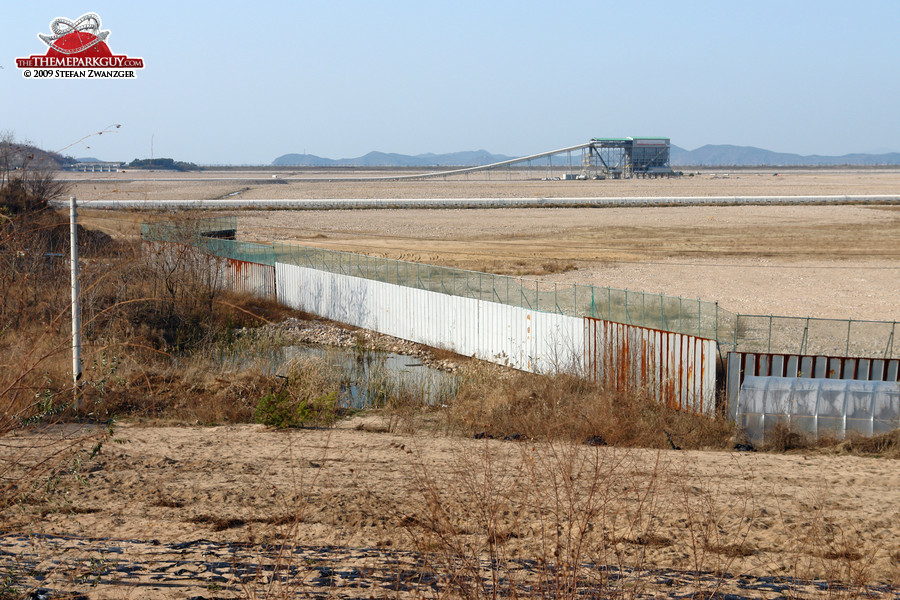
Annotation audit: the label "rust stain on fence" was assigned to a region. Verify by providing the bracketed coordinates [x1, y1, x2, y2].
[585, 318, 717, 415]
[226, 258, 276, 299]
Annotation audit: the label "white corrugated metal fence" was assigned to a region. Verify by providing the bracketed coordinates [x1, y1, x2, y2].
[275, 263, 585, 374]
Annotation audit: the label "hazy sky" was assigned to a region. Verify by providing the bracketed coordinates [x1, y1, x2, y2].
[3, 1, 898, 164]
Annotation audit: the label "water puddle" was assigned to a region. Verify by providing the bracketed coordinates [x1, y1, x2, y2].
[222, 343, 459, 409]
[286, 345, 458, 408]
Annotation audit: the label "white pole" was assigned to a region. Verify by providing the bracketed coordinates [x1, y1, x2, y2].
[70, 196, 82, 390]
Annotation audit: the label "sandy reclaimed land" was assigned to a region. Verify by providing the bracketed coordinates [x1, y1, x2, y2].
[65, 167, 900, 202]
[1, 420, 898, 598]
[70, 168, 900, 322]
[228, 204, 900, 322]
[79, 203, 900, 323]
[70, 168, 900, 321]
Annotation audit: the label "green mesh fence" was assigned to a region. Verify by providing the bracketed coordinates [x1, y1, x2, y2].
[142, 217, 275, 265]
[196, 237, 276, 265]
[142, 219, 899, 358]
[142, 216, 238, 243]
[270, 241, 722, 338]
[726, 315, 897, 359]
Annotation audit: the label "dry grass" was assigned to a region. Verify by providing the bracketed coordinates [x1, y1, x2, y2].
[445, 369, 735, 450]
[470, 259, 578, 277]
[759, 423, 900, 458]
[0, 199, 329, 555]
[835, 429, 900, 458]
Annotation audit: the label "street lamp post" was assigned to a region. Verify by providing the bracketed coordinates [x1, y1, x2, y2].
[70, 196, 82, 405]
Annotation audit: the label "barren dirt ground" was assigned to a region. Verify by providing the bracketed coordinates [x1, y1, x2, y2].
[3, 420, 899, 598]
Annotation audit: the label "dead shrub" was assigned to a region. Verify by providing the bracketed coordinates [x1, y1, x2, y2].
[540, 260, 576, 274]
[189, 514, 246, 531]
[835, 429, 900, 458]
[382, 385, 433, 434]
[705, 542, 756, 557]
[628, 533, 673, 548]
[767, 425, 806, 451]
[387, 438, 680, 599]
[763, 423, 816, 452]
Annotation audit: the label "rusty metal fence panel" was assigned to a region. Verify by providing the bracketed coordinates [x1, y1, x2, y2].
[227, 259, 275, 298]
[584, 318, 717, 415]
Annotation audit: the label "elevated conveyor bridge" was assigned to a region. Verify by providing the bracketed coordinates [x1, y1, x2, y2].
[343, 137, 673, 182]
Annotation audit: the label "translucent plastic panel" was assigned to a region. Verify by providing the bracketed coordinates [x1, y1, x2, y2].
[739, 376, 900, 443]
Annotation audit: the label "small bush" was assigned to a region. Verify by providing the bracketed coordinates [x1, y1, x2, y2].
[255, 388, 338, 428]
[254, 359, 340, 428]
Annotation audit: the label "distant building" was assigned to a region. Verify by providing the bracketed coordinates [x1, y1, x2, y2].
[65, 161, 123, 172]
[585, 138, 672, 178]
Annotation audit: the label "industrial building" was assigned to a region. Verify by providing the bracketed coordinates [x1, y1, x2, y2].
[583, 137, 672, 179]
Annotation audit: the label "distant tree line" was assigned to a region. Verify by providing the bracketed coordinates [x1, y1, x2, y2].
[128, 158, 199, 171]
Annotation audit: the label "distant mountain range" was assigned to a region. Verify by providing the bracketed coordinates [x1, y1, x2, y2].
[273, 144, 900, 168]
[670, 144, 900, 167]
[272, 150, 515, 167]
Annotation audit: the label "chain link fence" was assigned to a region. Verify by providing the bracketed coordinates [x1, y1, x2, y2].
[724, 314, 897, 359]
[142, 216, 238, 243]
[141, 218, 898, 359]
[270, 241, 722, 339]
